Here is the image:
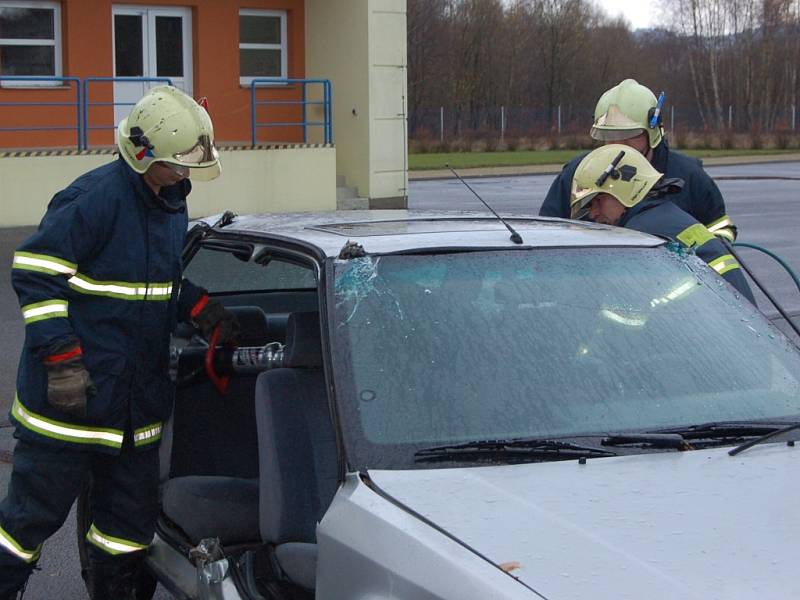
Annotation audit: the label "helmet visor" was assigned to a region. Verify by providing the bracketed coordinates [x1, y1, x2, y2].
[570, 177, 599, 220]
[170, 134, 221, 181]
[173, 134, 219, 166]
[590, 126, 647, 142]
[570, 193, 597, 220]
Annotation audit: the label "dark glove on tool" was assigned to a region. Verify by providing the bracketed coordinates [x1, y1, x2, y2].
[43, 342, 95, 418]
[190, 294, 240, 345]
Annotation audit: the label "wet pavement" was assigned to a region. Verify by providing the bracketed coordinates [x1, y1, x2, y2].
[0, 158, 797, 598]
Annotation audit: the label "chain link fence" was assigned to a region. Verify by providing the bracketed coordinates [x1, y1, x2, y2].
[410, 104, 800, 147]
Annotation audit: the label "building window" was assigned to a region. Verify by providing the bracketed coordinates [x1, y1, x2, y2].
[0, 1, 62, 86]
[239, 9, 287, 85]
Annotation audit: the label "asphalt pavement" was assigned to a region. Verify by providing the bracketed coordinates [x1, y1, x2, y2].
[0, 158, 798, 599]
[409, 160, 800, 326]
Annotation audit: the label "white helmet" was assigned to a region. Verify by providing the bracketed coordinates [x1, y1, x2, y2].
[117, 86, 221, 181]
[591, 79, 664, 149]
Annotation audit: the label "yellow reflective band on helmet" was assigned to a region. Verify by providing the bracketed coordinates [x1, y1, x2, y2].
[134, 423, 163, 447]
[86, 524, 148, 556]
[12, 396, 124, 449]
[708, 254, 741, 276]
[12, 252, 77, 276]
[0, 524, 40, 563]
[68, 273, 173, 301]
[676, 223, 715, 249]
[21, 299, 68, 325]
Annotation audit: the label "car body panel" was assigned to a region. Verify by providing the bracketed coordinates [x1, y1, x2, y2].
[316, 473, 540, 600]
[220, 211, 663, 257]
[152, 210, 800, 600]
[367, 444, 800, 600]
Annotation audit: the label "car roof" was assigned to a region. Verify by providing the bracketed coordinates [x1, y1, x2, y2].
[212, 210, 664, 258]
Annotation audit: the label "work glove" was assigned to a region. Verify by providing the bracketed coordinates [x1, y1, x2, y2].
[190, 294, 240, 345]
[43, 342, 95, 418]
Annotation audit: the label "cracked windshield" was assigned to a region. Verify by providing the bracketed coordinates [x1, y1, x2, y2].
[332, 248, 800, 464]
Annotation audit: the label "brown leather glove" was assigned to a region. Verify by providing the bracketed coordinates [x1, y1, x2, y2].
[190, 294, 240, 345]
[44, 343, 95, 418]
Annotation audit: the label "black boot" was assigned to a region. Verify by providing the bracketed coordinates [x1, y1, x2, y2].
[0, 570, 31, 599]
[0, 582, 27, 600]
[87, 555, 143, 600]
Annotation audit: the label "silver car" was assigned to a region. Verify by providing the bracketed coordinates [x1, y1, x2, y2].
[77, 211, 800, 599]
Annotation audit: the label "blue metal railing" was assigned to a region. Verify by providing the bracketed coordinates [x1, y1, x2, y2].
[0, 76, 333, 150]
[0, 76, 82, 149]
[82, 77, 172, 149]
[250, 79, 332, 145]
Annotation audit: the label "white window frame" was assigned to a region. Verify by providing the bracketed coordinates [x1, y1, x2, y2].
[239, 9, 287, 86]
[0, 0, 62, 87]
[111, 5, 192, 91]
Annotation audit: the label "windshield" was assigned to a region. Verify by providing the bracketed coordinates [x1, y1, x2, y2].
[184, 244, 316, 293]
[330, 247, 800, 470]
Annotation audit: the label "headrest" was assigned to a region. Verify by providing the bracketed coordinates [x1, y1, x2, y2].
[283, 312, 322, 368]
[228, 306, 269, 346]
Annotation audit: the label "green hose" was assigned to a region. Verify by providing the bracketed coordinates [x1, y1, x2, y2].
[733, 242, 800, 295]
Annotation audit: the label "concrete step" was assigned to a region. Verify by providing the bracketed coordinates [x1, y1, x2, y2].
[336, 184, 369, 210]
[336, 185, 359, 200]
[337, 195, 369, 210]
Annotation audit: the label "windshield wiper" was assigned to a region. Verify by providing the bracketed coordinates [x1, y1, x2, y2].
[602, 421, 800, 452]
[653, 421, 788, 439]
[729, 422, 800, 456]
[601, 433, 691, 450]
[414, 438, 616, 463]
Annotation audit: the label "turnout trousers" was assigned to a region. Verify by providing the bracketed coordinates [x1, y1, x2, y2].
[0, 433, 159, 596]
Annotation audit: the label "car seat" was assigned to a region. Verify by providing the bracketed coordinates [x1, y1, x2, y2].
[255, 311, 339, 590]
[160, 306, 272, 546]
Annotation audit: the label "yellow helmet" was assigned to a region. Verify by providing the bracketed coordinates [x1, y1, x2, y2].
[117, 86, 221, 181]
[591, 79, 663, 149]
[570, 144, 663, 220]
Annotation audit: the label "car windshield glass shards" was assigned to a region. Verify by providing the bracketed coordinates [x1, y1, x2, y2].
[331, 246, 800, 469]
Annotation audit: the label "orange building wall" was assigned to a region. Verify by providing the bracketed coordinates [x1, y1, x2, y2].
[0, 0, 305, 149]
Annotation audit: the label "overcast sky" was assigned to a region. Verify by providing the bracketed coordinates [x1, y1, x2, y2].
[594, 0, 659, 30]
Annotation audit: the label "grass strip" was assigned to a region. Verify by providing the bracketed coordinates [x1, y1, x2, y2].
[409, 148, 800, 171]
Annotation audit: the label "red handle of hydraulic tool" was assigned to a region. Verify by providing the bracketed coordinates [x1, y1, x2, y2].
[205, 326, 230, 395]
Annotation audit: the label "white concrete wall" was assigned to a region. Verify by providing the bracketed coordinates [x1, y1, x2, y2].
[0, 147, 336, 227]
[368, 0, 408, 206]
[306, 0, 407, 206]
[306, 0, 370, 196]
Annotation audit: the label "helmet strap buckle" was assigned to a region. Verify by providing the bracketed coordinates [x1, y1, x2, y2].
[595, 150, 627, 187]
[128, 126, 154, 150]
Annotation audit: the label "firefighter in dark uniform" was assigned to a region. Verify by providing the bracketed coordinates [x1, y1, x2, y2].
[541, 79, 737, 242]
[0, 86, 238, 599]
[570, 144, 755, 305]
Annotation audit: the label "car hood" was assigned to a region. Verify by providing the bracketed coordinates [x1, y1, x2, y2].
[368, 444, 800, 600]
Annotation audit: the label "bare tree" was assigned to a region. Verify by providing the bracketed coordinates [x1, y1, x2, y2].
[406, 0, 800, 138]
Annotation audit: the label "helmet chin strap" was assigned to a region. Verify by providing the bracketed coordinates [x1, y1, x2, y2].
[154, 195, 186, 214]
[141, 172, 188, 214]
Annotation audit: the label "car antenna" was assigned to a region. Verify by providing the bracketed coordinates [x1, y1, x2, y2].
[447, 165, 523, 244]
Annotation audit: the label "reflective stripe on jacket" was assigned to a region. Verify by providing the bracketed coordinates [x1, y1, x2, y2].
[539, 139, 737, 241]
[11, 158, 202, 452]
[620, 199, 755, 305]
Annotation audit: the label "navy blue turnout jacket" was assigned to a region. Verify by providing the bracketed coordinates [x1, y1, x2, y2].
[11, 158, 203, 453]
[539, 139, 736, 241]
